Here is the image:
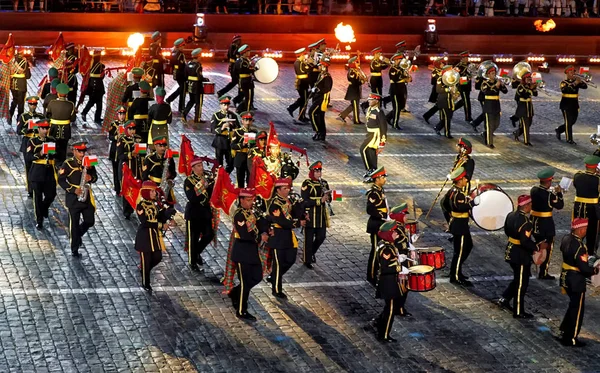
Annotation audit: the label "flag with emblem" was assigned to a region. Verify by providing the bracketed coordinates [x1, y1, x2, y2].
[178, 134, 195, 175]
[410, 65, 418, 72]
[249, 156, 275, 200]
[134, 143, 147, 155]
[83, 155, 99, 167]
[120, 163, 142, 209]
[27, 119, 37, 131]
[332, 190, 343, 201]
[209, 167, 239, 216]
[459, 76, 468, 85]
[118, 125, 125, 135]
[42, 142, 56, 155]
[532, 72, 543, 84]
[0, 33, 15, 64]
[499, 68, 510, 77]
[580, 66, 590, 75]
[244, 132, 256, 145]
[46, 32, 64, 62]
[166, 149, 179, 159]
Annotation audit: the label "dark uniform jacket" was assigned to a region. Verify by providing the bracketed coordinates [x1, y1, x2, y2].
[428, 68, 441, 103]
[227, 43, 240, 74]
[148, 103, 173, 126]
[267, 193, 303, 250]
[237, 57, 255, 90]
[171, 49, 186, 82]
[436, 79, 455, 110]
[301, 178, 329, 229]
[530, 185, 563, 238]
[40, 81, 51, 100]
[368, 58, 390, 86]
[294, 58, 311, 91]
[26, 135, 57, 182]
[377, 241, 403, 300]
[344, 68, 362, 101]
[128, 96, 153, 135]
[474, 77, 485, 102]
[504, 210, 537, 265]
[58, 157, 98, 209]
[142, 151, 176, 185]
[184, 172, 214, 221]
[108, 120, 125, 163]
[65, 53, 78, 90]
[389, 65, 409, 95]
[560, 234, 595, 293]
[122, 82, 140, 107]
[514, 82, 537, 118]
[230, 126, 257, 167]
[135, 199, 170, 253]
[211, 110, 239, 149]
[364, 106, 387, 149]
[17, 111, 44, 153]
[116, 134, 143, 178]
[366, 184, 387, 234]
[185, 60, 206, 94]
[394, 225, 410, 256]
[455, 61, 472, 92]
[149, 42, 164, 87]
[10, 56, 31, 91]
[86, 61, 106, 95]
[573, 170, 600, 219]
[560, 78, 587, 111]
[481, 79, 508, 114]
[247, 146, 266, 171]
[46, 98, 76, 140]
[448, 185, 472, 235]
[312, 72, 333, 108]
[231, 207, 269, 264]
[43, 93, 57, 114]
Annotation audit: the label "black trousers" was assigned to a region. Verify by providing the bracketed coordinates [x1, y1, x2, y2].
[140, 250, 162, 288]
[483, 113, 501, 146]
[377, 297, 401, 339]
[471, 100, 485, 127]
[340, 100, 361, 124]
[289, 86, 309, 119]
[423, 104, 439, 122]
[183, 92, 204, 123]
[123, 196, 133, 217]
[9, 90, 26, 122]
[361, 78, 383, 110]
[573, 204, 598, 256]
[166, 79, 186, 111]
[31, 180, 56, 225]
[186, 219, 214, 266]
[360, 143, 377, 171]
[69, 203, 95, 252]
[81, 93, 104, 123]
[303, 227, 326, 264]
[560, 290, 586, 345]
[454, 90, 472, 120]
[67, 86, 78, 106]
[215, 148, 233, 173]
[435, 107, 453, 137]
[55, 138, 69, 165]
[23, 154, 32, 195]
[387, 93, 402, 128]
[238, 86, 254, 113]
[515, 116, 532, 144]
[218, 79, 239, 99]
[450, 233, 473, 282]
[111, 159, 120, 194]
[367, 233, 381, 286]
[502, 262, 531, 316]
[309, 101, 326, 138]
[270, 247, 297, 293]
[557, 109, 578, 142]
[236, 161, 250, 188]
[231, 262, 262, 315]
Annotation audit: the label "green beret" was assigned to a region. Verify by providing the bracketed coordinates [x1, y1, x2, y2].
[450, 166, 466, 181]
[153, 135, 168, 145]
[151, 31, 161, 41]
[191, 48, 202, 57]
[56, 83, 70, 95]
[537, 167, 555, 180]
[132, 67, 144, 77]
[348, 56, 357, 64]
[237, 44, 249, 54]
[584, 155, 600, 165]
[26, 96, 39, 103]
[390, 203, 408, 214]
[379, 221, 397, 232]
[370, 166, 386, 179]
[219, 95, 231, 102]
[391, 53, 403, 61]
[139, 81, 151, 91]
[174, 38, 184, 47]
[48, 67, 58, 78]
[458, 137, 472, 149]
[309, 161, 322, 170]
[51, 79, 60, 88]
[155, 86, 166, 97]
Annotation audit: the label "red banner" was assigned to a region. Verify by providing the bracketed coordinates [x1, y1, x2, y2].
[249, 156, 275, 201]
[46, 33, 64, 62]
[120, 163, 142, 209]
[209, 167, 239, 216]
[0, 33, 15, 64]
[266, 121, 308, 165]
[178, 135, 195, 176]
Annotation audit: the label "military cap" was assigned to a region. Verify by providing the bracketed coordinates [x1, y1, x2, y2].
[390, 203, 408, 214]
[65, 42, 75, 50]
[174, 38, 185, 47]
[316, 38, 326, 47]
[319, 58, 331, 67]
[48, 67, 59, 78]
[572, 218, 588, 229]
[117, 106, 127, 114]
[257, 131, 267, 140]
[275, 177, 292, 188]
[537, 167, 555, 180]
[36, 119, 50, 128]
[348, 56, 358, 65]
[450, 166, 467, 181]
[584, 155, 600, 168]
[125, 120, 136, 128]
[564, 65, 576, 74]
[219, 95, 231, 104]
[132, 67, 144, 77]
[241, 111, 253, 119]
[72, 141, 88, 151]
[395, 41, 406, 48]
[458, 137, 472, 149]
[139, 80, 151, 91]
[190, 156, 203, 167]
[238, 44, 249, 53]
[155, 86, 166, 97]
[232, 35, 242, 42]
[309, 161, 322, 171]
[377, 221, 399, 242]
[26, 96, 39, 104]
[153, 136, 168, 145]
[522, 72, 532, 80]
[391, 53, 403, 61]
[459, 50, 470, 57]
[371, 46, 382, 54]
[295, 47, 306, 56]
[370, 166, 386, 179]
[56, 83, 70, 95]
[486, 65, 497, 74]
[191, 48, 202, 57]
[368, 92, 382, 100]
[518, 195, 532, 206]
[141, 180, 158, 190]
[51, 79, 60, 88]
[151, 31, 161, 41]
[239, 188, 257, 198]
[307, 41, 319, 49]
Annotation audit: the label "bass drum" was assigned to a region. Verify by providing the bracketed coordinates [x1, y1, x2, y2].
[469, 183, 514, 231]
[253, 57, 279, 84]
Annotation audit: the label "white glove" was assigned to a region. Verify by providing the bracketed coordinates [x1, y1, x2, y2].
[408, 242, 417, 251]
[473, 196, 481, 206]
[398, 254, 408, 263]
[400, 266, 410, 275]
[411, 234, 420, 243]
[446, 174, 452, 180]
[311, 87, 317, 93]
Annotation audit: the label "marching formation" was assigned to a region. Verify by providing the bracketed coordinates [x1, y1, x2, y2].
[1, 33, 599, 347]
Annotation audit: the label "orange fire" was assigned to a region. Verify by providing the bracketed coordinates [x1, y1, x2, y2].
[335, 22, 356, 44]
[534, 19, 556, 32]
[345, 45, 351, 51]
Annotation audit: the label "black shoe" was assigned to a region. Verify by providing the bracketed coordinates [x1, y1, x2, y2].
[525, 142, 533, 146]
[488, 144, 495, 149]
[465, 117, 473, 122]
[143, 285, 153, 295]
[265, 275, 273, 284]
[299, 117, 310, 123]
[304, 263, 314, 270]
[567, 140, 577, 145]
[510, 116, 517, 128]
[422, 115, 430, 124]
[555, 128, 561, 140]
[378, 335, 397, 343]
[446, 135, 454, 139]
[398, 308, 413, 317]
[513, 131, 519, 141]
[272, 291, 288, 299]
[237, 312, 257, 321]
[36, 223, 43, 231]
[401, 109, 411, 113]
[312, 255, 316, 263]
[190, 263, 201, 272]
[472, 124, 479, 132]
[287, 106, 294, 118]
[124, 213, 131, 220]
[228, 290, 240, 308]
[514, 312, 534, 319]
[497, 298, 513, 311]
[539, 274, 556, 280]
[198, 256, 204, 266]
[71, 251, 81, 257]
[435, 129, 442, 136]
[450, 279, 472, 287]
[361, 105, 367, 115]
[28, 193, 33, 199]
[354, 121, 364, 125]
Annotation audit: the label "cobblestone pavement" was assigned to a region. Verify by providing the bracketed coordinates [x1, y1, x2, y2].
[1, 59, 600, 373]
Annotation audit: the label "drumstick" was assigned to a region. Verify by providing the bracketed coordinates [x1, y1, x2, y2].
[425, 177, 449, 219]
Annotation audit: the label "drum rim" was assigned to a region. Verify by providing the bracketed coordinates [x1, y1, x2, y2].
[254, 57, 279, 84]
[470, 187, 514, 232]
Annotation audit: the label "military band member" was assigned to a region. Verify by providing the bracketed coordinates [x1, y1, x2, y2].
[360, 47, 390, 112]
[247, 131, 267, 171]
[229, 187, 270, 320]
[8, 49, 31, 125]
[166, 38, 186, 113]
[148, 86, 173, 145]
[122, 67, 144, 109]
[309, 58, 333, 141]
[267, 177, 306, 299]
[236, 44, 256, 113]
[387, 53, 411, 129]
[184, 156, 215, 271]
[307, 39, 326, 89]
[287, 48, 312, 123]
[80, 51, 105, 125]
[366, 166, 388, 286]
[117, 120, 142, 219]
[469, 74, 486, 132]
[481, 65, 508, 149]
[360, 93, 387, 181]
[142, 136, 177, 205]
[434, 65, 456, 139]
[441, 138, 475, 223]
[26, 119, 56, 230]
[211, 95, 239, 173]
[422, 58, 444, 124]
[47, 83, 76, 165]
[453, 51, 474, 123]
[128, 80, 153, 145]
[149, 31, 164, 88]
[40, 67, 59, 101]
[556, 65, 587, 145]
[58, 141, 98, 257]
[572, 155, 600, 256]
[498, 195, 537, 318]
[43, 79, 60, 115]
[135, 181, 177, 294]
[558, 218, 598, 347]
[301, 161, 330, 268]
[231, 111, 257, 188]
[338, 56, 364, 125]
[531, 168, 564, 280]
[182, 48, 208, 124]
[217, 35, 242, 101]
[65, 43, 79, 105]
[108, 107, 127, 195]
[17, 96, 44, 197]
[389, 203, 413, 317]
[512, 72, 537, 146]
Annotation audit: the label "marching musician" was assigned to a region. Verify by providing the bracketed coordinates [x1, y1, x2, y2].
[531, 168, 564, 280]
[216, 35, 242, 102]
[80, 50, 106, 126]
[469, 74, 486, 132]
[236, 45, 256, 113]
[108, 107, 127, 195]
[43, 79, 60, 115]
[184, 156, 215, 272]
[366, 166, 388, 286]
[26, 119, 56, 230]
[309, 58, 333, 142]
[360, 47, 390, 113]
[454, 51, 474, 124]
[117, 120, 143, 219]
[498, 195, 537, 319]
[247, 131, 268, 171]
[338, 56, 364, 125]
[149, 31, 164, 88]
[8, 48, 31, 126]
[142, 136, 177, 205]
[441, 138, 475, 223]
[572, 155, 600, 256]
[148, 87, 173, 145]
[301, 161, 330, 269]
[287, 48, 311, 124]
[307, 39, 326, 89]
[229, 188, 270, 321]
[58, 141, 98, 257]
[65, 43, 79, 105]
[17, 96, 44, 198]
[512, 72, 538, 146]
[422, 58, 444, 124]
[558, 218, 599, 347]
[556, 65, 587, 145]
[267, 177, 306, 299]
[182, 48, 208, 124]
[46, 83, 76, 165]
[481, 65, 508, 149]
[389, 203, 413, 317]
[387, 53, 411, 129]
[40, 67, 59, 101]
[448, 166, 478, 286]
[166, 38, 186, 113]
[122, 67, 144, 109]
[135, 181, 177, 295]
[231, 111, 257, 188]
[434, 65, 456, 139]
[128, 80, 153, 145]
[360, 93, 387, 182]
[211, 95, 239, 174]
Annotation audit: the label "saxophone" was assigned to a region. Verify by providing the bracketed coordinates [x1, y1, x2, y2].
[78, 165, 90, 202]
[159, 156, 172, 198]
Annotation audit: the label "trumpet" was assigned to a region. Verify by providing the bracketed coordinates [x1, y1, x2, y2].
[575, 73, 597, 88]
[495, 75, 512, 85]
[355, 67, 368, 84]
[379, 55, 391, 65]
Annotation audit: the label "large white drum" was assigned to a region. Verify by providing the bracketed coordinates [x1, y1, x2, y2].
[470, 183, 514, 231]
[253, 57, 279, 84]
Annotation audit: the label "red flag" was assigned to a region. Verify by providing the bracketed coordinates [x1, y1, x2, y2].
[120, 163, 142, 209]
[0, 33, 15, 64]
[249, 156, 275, 200]
[126, 48, 143, 73]
[266, 121, 309, 166]
[78, 46, 93, 76]
[209, 168, 239, 216]
[46, 33, 64, 62]
[178, 135, 195, 175]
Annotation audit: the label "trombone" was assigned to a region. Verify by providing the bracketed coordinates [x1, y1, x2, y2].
[574, 73, 597, 88]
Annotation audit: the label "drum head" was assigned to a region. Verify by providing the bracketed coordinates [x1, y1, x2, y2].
[254, 57, 279, 84]
[418, 247, 443, 253]
[471, 189, 514, 231]
[409, 265, 434, 274]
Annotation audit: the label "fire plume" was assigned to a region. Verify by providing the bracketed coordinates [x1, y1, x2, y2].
[335, 23, 356, 44]
[534, 19, 556, 32]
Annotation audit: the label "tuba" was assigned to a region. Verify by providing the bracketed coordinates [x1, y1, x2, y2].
[512, 61, 532, 81]
[399, 58, 412, 71]
[442, 68, 461, 101]
[478, 60, 511, 85]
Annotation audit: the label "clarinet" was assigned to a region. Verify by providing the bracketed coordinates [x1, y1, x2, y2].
[319, 177, 335, 216]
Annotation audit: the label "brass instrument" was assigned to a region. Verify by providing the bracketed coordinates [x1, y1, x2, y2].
[512, 61, 532, 81]
[399, 58, 412, 71]
[354, 67, 368, 84]
[591, 133, 600, 146]
[380, 55, 391, 65]
[441, 68, 461, 101]
[323, 43, 340, 59]
[160, 156, 174, 200]
[574, 73, 597, 88]
[77, 164, 90, 202]
[319, 177, 335, 216]
[466, 63, 479, 77]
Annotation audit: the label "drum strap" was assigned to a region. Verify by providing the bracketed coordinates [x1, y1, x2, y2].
[562, 263, 580, 272]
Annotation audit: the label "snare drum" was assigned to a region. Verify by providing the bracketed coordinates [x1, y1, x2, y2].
[407, 265, 436, 292]
[405, 219, 418, 236]
[418, 247, 446, 269]
[203, 82, 215, 95]
[470, 183, 514, 231]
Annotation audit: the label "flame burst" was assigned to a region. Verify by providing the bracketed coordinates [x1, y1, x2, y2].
[335, 23, 356, 44]
[534, 19, 556, 32]
[127, 33, 145, 52]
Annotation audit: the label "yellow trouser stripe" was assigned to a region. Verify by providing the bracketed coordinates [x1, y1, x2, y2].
[385, 298, 394, 338]
[456, 235, 464, 281]
[516, 265, 523, 315]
